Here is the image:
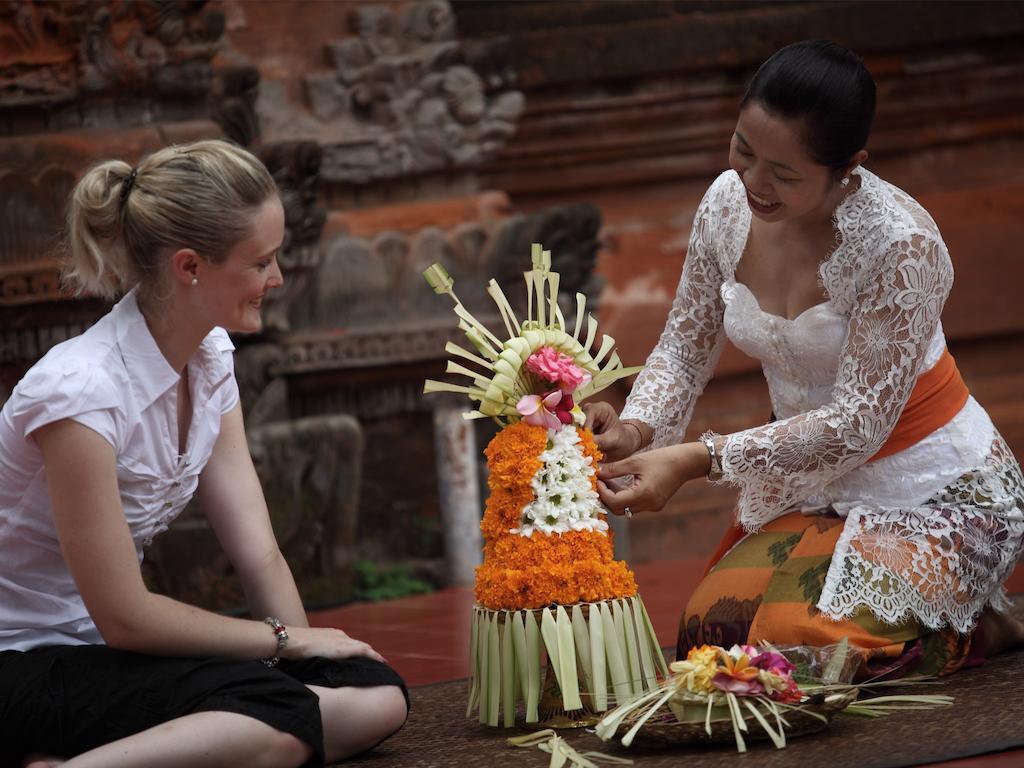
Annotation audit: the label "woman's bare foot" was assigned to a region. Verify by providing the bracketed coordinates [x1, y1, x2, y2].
[21, 755, 65, 768]
[981, 607, 1024, 656]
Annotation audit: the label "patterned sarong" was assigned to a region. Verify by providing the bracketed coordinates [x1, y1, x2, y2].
[679, 510, 979, 678]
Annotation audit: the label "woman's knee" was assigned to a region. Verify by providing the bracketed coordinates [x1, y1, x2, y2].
[315, 683, 408, 761]
[375, 685, 409, 735]
[254, 729, 313, 768]
[348, 685, 407, 744]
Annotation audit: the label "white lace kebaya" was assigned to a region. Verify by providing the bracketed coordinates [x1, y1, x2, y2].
[621, 168, 1024, 633]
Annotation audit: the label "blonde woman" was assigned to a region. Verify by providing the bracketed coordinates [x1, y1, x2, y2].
[0, 140, 407, 767]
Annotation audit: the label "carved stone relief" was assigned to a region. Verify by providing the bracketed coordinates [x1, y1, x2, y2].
[0, 318, 94, 364]
[301, 0, 524, 185]
[249, 414, 364, 578]
[255, 140, 328, 332]
[273, 202, 602, 421]
[300, 202, 602, 335]
[210, 64, 261, 147]
[144, 413, 365, 611]
[1, 1, 228, 135]
[0, 142, 77, 271]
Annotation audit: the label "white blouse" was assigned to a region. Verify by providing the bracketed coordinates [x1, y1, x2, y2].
[622, 168, 1024, 632]
[0, 291, 239, 651]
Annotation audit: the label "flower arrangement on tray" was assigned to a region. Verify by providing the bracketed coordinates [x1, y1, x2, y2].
[595, 639, 954, 754]
[424, 244, 668, 728]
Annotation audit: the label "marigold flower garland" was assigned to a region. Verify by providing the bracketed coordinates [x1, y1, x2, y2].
[476, 421, 636, 610]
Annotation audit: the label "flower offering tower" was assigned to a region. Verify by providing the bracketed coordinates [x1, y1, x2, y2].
[424, 244, 669, 728]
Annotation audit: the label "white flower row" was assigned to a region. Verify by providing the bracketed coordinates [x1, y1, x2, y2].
[512, 426, 610, 537]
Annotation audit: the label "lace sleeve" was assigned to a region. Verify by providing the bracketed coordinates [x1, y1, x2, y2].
[620, 187, 728, 449]
[718, 231, 954, 531]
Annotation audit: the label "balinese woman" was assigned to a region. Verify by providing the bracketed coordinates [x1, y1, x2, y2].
[589, 40, 1024, 677]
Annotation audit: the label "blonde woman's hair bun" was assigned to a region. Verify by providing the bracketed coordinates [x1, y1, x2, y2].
[65, 139, 278, 302]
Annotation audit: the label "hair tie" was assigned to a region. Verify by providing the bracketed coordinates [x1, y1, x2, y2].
[119, 168, 138, 208]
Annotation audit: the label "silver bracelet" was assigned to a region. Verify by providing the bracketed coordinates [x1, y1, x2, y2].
[702, 436, 724, 481]
[262, 616, 289, 667]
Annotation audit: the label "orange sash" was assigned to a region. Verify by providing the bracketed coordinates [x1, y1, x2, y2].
[868, 347, 969, 461]
[703, 348, 969, 574]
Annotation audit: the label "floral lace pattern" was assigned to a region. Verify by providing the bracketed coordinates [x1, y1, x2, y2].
[821, 436, 1024, 632]
[622, 168, 1024, 631]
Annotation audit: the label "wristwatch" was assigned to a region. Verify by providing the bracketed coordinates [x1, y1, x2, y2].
[702, 436, 724, 481]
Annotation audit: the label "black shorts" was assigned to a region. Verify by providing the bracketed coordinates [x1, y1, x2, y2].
[0, 644, 408, 768]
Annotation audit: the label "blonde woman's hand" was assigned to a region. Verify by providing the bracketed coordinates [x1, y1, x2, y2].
[597, 442, 711, 515]
[284, 626, 386, 664]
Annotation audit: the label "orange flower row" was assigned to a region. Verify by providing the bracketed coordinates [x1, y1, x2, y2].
[480, 421, 548, 541]
[475, 422, 637, 610]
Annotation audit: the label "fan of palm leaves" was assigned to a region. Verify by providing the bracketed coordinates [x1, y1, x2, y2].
[423, 243, 641, 420]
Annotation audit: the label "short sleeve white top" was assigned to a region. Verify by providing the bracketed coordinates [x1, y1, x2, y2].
[0, 290, 240, 651]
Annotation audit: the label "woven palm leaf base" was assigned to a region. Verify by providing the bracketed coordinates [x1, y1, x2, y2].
[468, 595, 668, 728]
[346, 602, 1024, 768]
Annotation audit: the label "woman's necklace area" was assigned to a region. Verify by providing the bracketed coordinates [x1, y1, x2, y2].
[740, 214, 837, 321]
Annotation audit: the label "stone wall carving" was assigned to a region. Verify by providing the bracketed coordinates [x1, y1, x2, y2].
[250, 414, 364, 593]
[0, 314, 94, 367]
[273, 201, 602, 427]
[0, 261, 63, 305]
[301, 202, 601, 333]
[145, 414, 364, 611]
[299, 1, 524, 186]
[0, 0, 251, 311]
[211, 63, 262, 147]
[1, 0, 227, 134]
[256, 140, 327, 331]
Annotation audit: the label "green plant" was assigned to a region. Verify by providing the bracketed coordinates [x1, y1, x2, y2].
[352, 559, 434, 602]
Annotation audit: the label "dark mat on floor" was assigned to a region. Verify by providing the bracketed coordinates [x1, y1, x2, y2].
[349, 601, 1024, 768]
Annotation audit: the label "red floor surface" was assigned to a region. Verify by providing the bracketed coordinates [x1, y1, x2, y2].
[309, 560, 1024, 767]
[308, 559, 708, 686]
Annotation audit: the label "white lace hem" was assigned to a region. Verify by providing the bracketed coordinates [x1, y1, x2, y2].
[817, 504, 1024, 633]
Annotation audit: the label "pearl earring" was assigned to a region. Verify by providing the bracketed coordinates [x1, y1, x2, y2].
[191, 277, 198, 286]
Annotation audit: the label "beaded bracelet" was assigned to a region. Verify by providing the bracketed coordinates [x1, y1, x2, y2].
[262, 616, 289, 667]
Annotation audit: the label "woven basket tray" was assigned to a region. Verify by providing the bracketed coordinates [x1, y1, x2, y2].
[610, 690, 858, 749]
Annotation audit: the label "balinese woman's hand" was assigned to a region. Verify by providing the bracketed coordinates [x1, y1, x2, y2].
[597, 442, 711, 515]
[583, 402, 642, 462]
[284, 626, 386, 664]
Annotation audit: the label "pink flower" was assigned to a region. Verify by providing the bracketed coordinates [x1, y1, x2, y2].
[554, 393, 575, 425]
[711, 647, 765, 696]
[526, 347, 592, 393]
[748, 648, 795, 676]
[770, 675, 803, 703]
[743, 647, 801, 702]
[516, 390, 564, 431]
[711, 673, 765, 696]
